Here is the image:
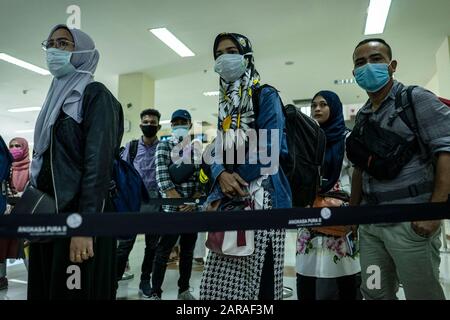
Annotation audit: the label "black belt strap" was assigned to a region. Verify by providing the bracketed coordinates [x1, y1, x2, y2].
[364, 181, 434, 205]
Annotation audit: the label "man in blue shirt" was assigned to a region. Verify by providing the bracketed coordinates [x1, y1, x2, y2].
[116, 108, 162, 298]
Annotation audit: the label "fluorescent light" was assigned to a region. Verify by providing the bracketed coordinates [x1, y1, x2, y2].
[364, 0, 392, 35]
[149, 28, 195, 57]
[8, 107, 42, 113]
[334, 78, 356, 85]
[160, 120, 171, 125]
[15, 129, 34, 134]
[203, 91, 219, 97]
[0, 53, 50, 75]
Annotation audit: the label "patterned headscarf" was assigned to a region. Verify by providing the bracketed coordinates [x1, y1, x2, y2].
[213, 33, 260, 150]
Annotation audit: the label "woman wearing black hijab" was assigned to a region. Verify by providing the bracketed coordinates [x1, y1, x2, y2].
[296, 91, 360, 300]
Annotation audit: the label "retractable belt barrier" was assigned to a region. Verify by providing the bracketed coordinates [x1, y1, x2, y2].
[0, 199, 449, 238]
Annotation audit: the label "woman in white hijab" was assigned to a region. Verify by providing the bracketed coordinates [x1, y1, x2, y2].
[27, 25, 123, 300]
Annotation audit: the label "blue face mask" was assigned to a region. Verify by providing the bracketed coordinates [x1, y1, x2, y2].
[46, 48, 95, 78]
[354, 63, 392, 93]
[214, 53, 251, 83]
[46, 48, 76, 78]
[172, 125, 190, 139]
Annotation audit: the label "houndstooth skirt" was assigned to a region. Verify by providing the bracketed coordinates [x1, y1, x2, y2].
[200, 178, 286, 300]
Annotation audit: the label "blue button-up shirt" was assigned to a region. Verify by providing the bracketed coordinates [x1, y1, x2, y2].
[121, 137, 159, 191]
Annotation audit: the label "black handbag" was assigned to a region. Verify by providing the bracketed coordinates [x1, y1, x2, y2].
[168, 163, 196, 185]
[11, 185, 56, 215]
[346, 119, 418, 181]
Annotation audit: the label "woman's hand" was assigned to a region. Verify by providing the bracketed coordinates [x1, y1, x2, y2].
[179, 204, 195, 212]
[206, 199, 222, 212]
[218, 172, 248, 198]
[70, 237, 94, 264]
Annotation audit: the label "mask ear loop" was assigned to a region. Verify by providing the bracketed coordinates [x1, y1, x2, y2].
[387, 61, 396, 80]
[71, 49, 98, 76]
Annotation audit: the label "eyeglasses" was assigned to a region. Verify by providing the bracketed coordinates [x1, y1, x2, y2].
[9, 144, 21, 148]
[41, 38, 75, 51]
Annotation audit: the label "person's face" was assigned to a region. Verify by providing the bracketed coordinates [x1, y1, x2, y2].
[141, 115, 159, 126]
[140, 114, 161, 132]
[352, 41, 397, 75]
[171, 118, 191, 128]
[311, 96, 330, 125]
[9, 140, 22, 150]
[215, 39, 240, 59]
[47, 28, 75, 52]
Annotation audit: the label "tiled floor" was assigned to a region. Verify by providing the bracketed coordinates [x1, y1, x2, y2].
[1, 230, 450, 300]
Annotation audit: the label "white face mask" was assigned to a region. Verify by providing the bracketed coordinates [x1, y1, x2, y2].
[172, 125, 190, 139]
[214, 53, 252, 83]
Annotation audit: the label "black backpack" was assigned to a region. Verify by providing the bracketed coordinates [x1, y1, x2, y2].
[253, 85, 326, 207]
[127, 139, 139, 165]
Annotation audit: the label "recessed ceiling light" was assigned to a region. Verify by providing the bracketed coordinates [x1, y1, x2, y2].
[0, 53, 50, 75]
[203, 91, 219, 97]
[364, 0, 392, 35]
[149, 28, 195, 57]
[334, 78, 356, 85]
[8, 107, 42, 113]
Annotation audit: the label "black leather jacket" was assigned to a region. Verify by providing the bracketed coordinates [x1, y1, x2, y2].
[39, 82, 124, 213]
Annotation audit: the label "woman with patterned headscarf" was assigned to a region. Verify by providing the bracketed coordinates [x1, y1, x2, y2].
[199, 33, 292, 300]
[27, 25, 123, 300]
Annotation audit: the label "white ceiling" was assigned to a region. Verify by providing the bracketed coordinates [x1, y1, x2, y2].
[1, 0, 450, 143]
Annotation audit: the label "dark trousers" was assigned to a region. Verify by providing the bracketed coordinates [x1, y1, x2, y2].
[258, 241, 275, 300]
[151, 233, 197, 296]
[116, 234, 159, 282]
[116, 199, 161, 282]
[296, 273, 359, 300]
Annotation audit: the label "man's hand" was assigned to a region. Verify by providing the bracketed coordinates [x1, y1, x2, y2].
[218, 172, 248, 198]
[411, 153, 450, 238]
[70, 237, 94, 264]
[411, 220, 441, 238]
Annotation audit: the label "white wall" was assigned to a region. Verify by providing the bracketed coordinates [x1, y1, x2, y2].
[425, 73, 440, 96]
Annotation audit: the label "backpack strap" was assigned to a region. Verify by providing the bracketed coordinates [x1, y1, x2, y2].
[251, 84, 286, 122]
[392, 85, 428, 159]
[128, 139, 139, 165]
[251, 84, 271, 121]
